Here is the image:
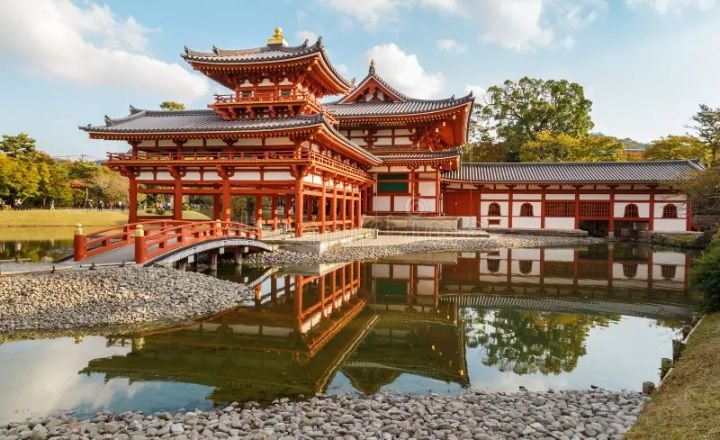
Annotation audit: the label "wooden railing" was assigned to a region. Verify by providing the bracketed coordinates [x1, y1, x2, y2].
[213, 90, 313, 104]
[106, 150, 372, 181]
[73, 220, 261, 264]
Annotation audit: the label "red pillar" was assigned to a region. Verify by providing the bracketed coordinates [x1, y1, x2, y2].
[435, 168, 441, 215]
[331, 183, 338, 232]
[686, 198, 693, 231]
[173, 178, 183, 221]
[609, 186, 616, 236]
[349, 185, 355, 229]
[507, 185, 514, 229]
[295, 175, 304, 237]
[649, 185, 656, 232]
[540, 186, 546, 229]
[320, 177, 327, 234]
[213, 194, 221, 220]
[341, 185, 347, 230]
[221, 179, 231, 222]
[255, 195, 263, 228]
[355, 190, 362, 228]
[128, 176, 138, 223]
[574, 186, 580, 230]
[271, 196, 278, 231]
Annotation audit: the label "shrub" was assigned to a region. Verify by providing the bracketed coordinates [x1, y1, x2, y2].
[691, 236, 720, 312]
[155, 208, 166, 216]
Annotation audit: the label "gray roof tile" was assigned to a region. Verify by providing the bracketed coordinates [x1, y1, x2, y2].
[443, 161, 704, 183]
[327, 94, 473, 117]
[379, 149, 461, 161]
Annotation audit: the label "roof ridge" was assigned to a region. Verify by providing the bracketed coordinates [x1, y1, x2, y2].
[461, 159, 698, 166]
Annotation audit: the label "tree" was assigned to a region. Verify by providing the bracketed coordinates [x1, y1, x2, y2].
[520, 132, 625, 162]
[476, 77, 594, 160]
[691, 233, 720, 311]
[692, 104, 720, 166]
[675, 167, 720, 214]
[0, 133, 37, 158]
[644, 135, 708, 163]
[461, 142, 509, 162]
[160, 101, 186, 111]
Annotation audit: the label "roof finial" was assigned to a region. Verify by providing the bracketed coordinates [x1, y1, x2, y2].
[267, 27, 287, 47]
[369, 58, 376, 75]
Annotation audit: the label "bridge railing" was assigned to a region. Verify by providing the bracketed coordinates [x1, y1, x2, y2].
[74, 220, 192, 261]
[73, 220, 260, 264]
[136, 220, 261, 264]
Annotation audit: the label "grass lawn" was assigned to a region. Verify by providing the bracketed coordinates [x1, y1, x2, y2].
[0, 209, 128, 227]
[627, 313, 720, 440]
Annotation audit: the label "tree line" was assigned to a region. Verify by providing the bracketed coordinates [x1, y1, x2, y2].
[0, 133, 128, 208]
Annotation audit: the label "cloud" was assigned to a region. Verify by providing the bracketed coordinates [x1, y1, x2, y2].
[437, 38, 468, 53]
[0, 0, 208, 102]
[296, 30, 319, 43]
[625, 0, 716, 14]
[465, 84, 487, 101]
[324, 0, 408, 30]
[366, 44, 445, 98]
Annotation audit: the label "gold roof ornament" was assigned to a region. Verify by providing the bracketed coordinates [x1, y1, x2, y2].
[267, 27, 287, 47]
[369, 58, 376, 74]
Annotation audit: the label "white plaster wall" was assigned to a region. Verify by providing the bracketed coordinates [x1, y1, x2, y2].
[482, 193, 509, 200]
[393, 265, 410, 279]
[416, 280, 435, 296]
[373, 196, 391, 211]
[372, 264, 390, 278]
[616, 194, 649, 201]
[155, 171, 172, 181]
[654, 219, 687, 232]
[394, 196, 412, 212]
[417, 199, 436, 212]
[580, 194, 610, 200]
[513, 217, 541, 229]
[544, 248, 575, 262]
[481, 217, 508, 228]
[395, 136, 412, 145]
[232, 171, 261, 181]
[513, 201, 540, 216]
[417, 265, 435, 278]
[652, 251, 686, 265]
[513, 249, 541, 260]
[545, 218, 575, 230]
[264, 171, 293, 181]
[202, 171, 222, 181]
[614, 202, 650, 217]
[235, 139, 262, 146]
[184, 139, 203, 147]
[546, 194, 574, 200]
[137, 171, 153, 180]
[158, 140, 175, 147]
[138, 140, 155, 148]
[375, 137, 393, 146]
[517, 194, 541, 200]
[656, 194, 687, 202]
[418, 181, 436, 196]
[654, 202, 686, 218]
[183, 171, 201, 181]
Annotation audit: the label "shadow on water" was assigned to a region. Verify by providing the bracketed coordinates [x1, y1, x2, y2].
[0, 243, 699, 422]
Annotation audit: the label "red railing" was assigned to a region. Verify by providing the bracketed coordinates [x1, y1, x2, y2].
[74, 220, 261, 264]
[213, 90, 314, 104]
[106, 150, 372, 181]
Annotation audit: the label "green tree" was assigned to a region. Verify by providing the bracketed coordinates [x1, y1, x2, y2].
[461, 142, 509, 162]
[159, 101, 186, 111]
[691, 233, 720, 311]
[477, 77, 594, 160]
[645, 135, 708, 163]
[692, 104, 720, 166]
[674, 166, 720, 214]
[0, 154, 40, 200]
[520, 132, 625, 162]
[0, 133, 37, 158]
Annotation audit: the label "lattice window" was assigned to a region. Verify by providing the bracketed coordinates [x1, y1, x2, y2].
[487, 259, 500, 273]
[662, 204, 678, 219]
[519, 260, 533, 274]
[544, 261, 573, 278]
[624, 204, 640, 218]
[519, 203, 534, 217]
[580, 201, 610, 218]
[623, 263, 638, 278]
[661, 264, 677, 279]
[546, 201, 574, 217]
[488, 202, 501, 217]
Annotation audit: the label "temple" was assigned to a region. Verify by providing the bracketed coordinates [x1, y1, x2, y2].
[81, 28, 701, 237]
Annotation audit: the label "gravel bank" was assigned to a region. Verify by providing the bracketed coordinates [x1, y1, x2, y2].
[0, 266, 251, 332]
[0, 390, 648, 440]
[245, 234, 603, 266]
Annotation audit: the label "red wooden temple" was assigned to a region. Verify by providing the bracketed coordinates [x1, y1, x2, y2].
[82, 28, 699, 237]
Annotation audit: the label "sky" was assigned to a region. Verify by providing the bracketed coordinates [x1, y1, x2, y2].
[0, 0, 719, 159]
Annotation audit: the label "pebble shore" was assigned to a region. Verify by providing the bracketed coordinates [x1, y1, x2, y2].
[0, 266, 251, 332]
[0, 390, 648, 440]
[245, 234, 603, 266]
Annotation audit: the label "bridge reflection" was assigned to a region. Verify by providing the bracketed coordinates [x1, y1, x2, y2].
[82, 245, 694, 403]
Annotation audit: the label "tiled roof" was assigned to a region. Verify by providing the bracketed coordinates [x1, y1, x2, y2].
[81, 108, 328, 133]
[442, 160, 704, 183]
[79, 107, 381, 165]
[327, 94, 474, 117]
[182, 38, 351, 87]
[378, 149, 462, 161]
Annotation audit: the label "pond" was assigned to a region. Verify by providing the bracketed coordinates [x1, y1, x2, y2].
[0, 244, 696, 423]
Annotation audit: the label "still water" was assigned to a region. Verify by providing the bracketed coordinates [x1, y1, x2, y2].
[0, 244, 696, 423]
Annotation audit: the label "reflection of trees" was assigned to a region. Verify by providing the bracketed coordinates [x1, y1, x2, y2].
[463, 308, 617, 375]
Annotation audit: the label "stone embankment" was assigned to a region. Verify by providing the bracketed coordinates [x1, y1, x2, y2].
[0, 266, 251, 332]
[0, 390, 647, 440]
[246, 234, 603, 266]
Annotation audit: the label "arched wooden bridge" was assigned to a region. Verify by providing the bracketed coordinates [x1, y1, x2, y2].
[72, 220, 272, 266]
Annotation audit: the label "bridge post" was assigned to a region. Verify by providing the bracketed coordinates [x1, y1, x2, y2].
[73, 224, 86, 261]
[177, 259, 187, 271]
[209, 251, 218, 272]
[233, 250, 243, 265]
[134, 225, 146, 264]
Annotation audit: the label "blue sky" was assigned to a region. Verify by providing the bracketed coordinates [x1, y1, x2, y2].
[1, 0, 719, 158]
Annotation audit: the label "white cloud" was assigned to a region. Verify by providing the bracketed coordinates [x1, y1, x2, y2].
[324, 0, 407, 30]
[437, 38, 468, 53]
[471, 0, 555, 50]
[366, 43, 445, 98]
[296, 30, 319, 43]
[0, 0, 208, 102]
[465, 84, 486, 101]
[625, 0, 716, 14]
[560, 35, 577, 50]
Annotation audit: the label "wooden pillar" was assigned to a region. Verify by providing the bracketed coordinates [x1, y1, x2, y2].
[294, 275, 303, 334]
[341, 185, 347, 230]
[331, 182, 338, 232]
[320, 176, 327, 234]
[349, 185, 355, 229]
[540, 185, 547, 229]
[128, 176, 138, 223]
[476, 185, 482, 228]
[649, 185, 656, 232]
[213, 194, 221, 220]
[507, 185, 515, 229]
[285, 194, 292, 230]
[574, 186, 581, 230]
[255, 195, 263, 228]
[271, 196, 278, 231]
[173, 178, 183, 221]
[608, 186, 616, 237]
[295, 174, 304, 237]
[435, 167, 441, 214]
[221, 179, 231, 222]
[355, 189, 362, 228]
[410, 169, 417, 213]
[686, 198, 692, 231]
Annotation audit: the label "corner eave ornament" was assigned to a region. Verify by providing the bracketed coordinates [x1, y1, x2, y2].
[267, 27, 287, 47]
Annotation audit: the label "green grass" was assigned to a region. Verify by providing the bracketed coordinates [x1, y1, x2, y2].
[0, 209, 128, 227]
[627, 313, 720, 440]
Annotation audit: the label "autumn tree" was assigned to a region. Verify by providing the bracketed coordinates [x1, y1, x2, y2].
[692, 104, 720, 166]
[0, 133, 37, 158]
[159, 101, 186, 111]
[520, 132, 625, 162]
[476, 77, 594, 160]
[644, 135, 708, 163]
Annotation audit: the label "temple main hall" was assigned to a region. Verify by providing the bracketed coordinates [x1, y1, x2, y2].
[82, 28, 701, 237]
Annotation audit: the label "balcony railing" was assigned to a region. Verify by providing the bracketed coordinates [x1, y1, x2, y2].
[106, 150, 372, 181]
[212, 90, 314, 104]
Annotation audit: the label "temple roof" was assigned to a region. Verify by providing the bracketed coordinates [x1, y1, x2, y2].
[326, 94, 474, 117]
[378, 149, 462, 161]
[80, 107, 381, 165]
[442, 160, 704, 184]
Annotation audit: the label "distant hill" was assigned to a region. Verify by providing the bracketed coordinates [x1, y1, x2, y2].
[618, 138, 649, 151]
